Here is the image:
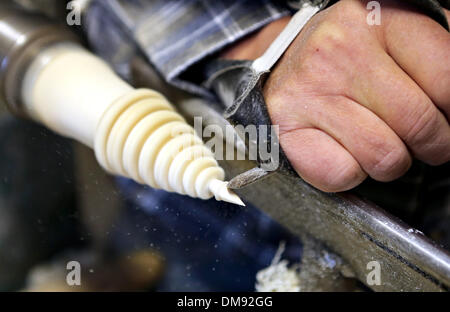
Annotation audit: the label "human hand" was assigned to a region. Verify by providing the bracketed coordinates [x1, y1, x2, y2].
[223, 0, 450, 192]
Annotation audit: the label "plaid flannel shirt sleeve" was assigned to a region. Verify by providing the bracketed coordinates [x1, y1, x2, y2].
[85, 0, 290, 97]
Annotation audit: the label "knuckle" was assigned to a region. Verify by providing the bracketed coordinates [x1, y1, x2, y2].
[369, 145, 411, 181]
[433, 70, 450, 109]
[320, 158, 366, 192]
[428, 153, 450, 166]
[402, 101, 450, 165]
[308, 21, 348, 54]
[301, 22, 354, 81]
[422, 136, 450, 166]
[403, 102, 439, 146]
[334, 0, 363, 15]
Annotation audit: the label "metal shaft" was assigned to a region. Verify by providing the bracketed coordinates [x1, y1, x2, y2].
[0, 3, 78, 117]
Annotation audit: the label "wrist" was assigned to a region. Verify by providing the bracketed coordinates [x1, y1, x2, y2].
[221, 16, 291, 61]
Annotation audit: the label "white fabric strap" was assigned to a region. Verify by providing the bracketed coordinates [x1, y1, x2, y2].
[252, 2, 320, 73]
